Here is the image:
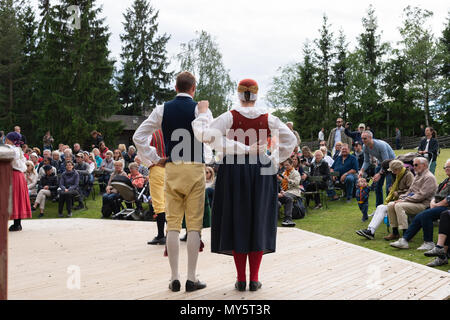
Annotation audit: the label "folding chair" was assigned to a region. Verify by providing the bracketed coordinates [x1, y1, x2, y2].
[303, 176, 328, 209]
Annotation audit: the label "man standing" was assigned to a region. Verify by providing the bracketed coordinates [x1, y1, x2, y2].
[358, 131, 396, 207]
[327, 118, 352, 154]
[344, 122, 365, 146]
[133, 71, 213, 293]
[286, 122, 301, 147]
[318, 128, 325, 142]
[395, 128, 402, 150]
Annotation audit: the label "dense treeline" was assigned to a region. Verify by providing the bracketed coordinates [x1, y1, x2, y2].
[269, 5, 450, 140]
[0, 1, 448, 148]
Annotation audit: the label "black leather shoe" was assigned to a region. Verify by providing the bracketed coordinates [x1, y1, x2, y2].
[185, 280, 206, 292]
[9, 224, 22, 232]
[169, 279, 180, 292]
[147, 236, 166, 245]
[249, 281, 262, 291]
[235, 281, 246, 291]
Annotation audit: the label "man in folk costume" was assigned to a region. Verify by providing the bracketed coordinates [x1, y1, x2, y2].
[146, 129, 168, 245]
[193, 79, 297, 291]
[133, 71, 213, 292]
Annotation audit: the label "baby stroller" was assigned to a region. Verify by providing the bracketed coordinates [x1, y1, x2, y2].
[110, 175, 149, 221]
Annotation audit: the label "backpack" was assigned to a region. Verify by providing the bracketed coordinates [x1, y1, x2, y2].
[292, 198, 306, 219]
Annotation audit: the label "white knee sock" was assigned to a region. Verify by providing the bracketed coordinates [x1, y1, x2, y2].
[186, 231, 201, 282]
[167, 230, 180, 281]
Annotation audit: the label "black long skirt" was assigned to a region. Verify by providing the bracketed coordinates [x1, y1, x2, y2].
[211, 155, 278, 256]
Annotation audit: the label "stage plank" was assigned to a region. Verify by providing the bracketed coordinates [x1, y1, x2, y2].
[7, 218, 450, 300]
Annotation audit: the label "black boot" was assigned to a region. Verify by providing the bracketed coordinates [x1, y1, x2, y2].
[9, 219, 22, 232]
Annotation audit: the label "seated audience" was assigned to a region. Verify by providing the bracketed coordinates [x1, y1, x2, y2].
[389, 159, 450, 250]
[99, 141, 109, 159]
[92, 148, 103, 168]
[73, 143, 82, 155]
[98, 150, 114, 193]
[385, 157, 437, 242]
[113, 149, 125, 168]
[320, 146, 334, 168]
[134, 156, 149, 178]
[356, 160, 414, 240]
[330, 143, 359, 202]
[74, 152, 91, 209]
[353, 141, 364, 170]
[29, 152, 40, 170]
[123, 145, 136, 172]
[32, 165, 59, 218]
[423, 209, 450, 267]
[319, 140, 332, 157]
[25, 160, 38, 196]
[305, 150, 330, 209]
[277, 158, 301, 227]
[58, 160, 80, 217]
[101, 161, 128, 218]
[118, 144, 127, 157]
[38, 156, 57, 179]
[332, 141, 343, 161]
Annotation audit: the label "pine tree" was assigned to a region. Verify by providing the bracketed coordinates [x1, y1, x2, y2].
[399, 5, 440, 127]
[436, 13, 449, 134]
[356, 5, 388, 135]
[315, 14, 334, 125]
[118, 0, 173, 115]
[0, 0, 23, 129]
[331, 29, 349, 121]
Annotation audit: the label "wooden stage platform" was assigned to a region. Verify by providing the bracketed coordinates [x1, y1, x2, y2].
[7, 218, 450, 300]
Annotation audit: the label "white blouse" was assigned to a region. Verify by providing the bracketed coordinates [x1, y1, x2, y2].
[5, 144, 27, 172]
[192, 106, 297, 164]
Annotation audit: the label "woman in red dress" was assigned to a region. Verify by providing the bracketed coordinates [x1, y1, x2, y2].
[5, 132, 32, 231]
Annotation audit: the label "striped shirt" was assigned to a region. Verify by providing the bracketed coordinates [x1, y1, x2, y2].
[150, 129, 166, 159]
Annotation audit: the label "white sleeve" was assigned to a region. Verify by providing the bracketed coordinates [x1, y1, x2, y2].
[133, 105, 163, 166]
[192, 111, 251, 155]
[268, 115, 297, 164]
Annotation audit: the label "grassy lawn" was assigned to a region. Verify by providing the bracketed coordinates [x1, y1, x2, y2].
[28, 149, 450, 271]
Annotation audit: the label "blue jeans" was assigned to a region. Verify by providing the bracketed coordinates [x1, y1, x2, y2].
[403, 206, 448, 242]
[358, 202, 369, 219]
[344, 174, 356, 200]
[375, 166, 392, 207]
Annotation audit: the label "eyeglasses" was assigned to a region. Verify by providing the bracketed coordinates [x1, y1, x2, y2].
[413, 164, 420, 167]
[361, 137, 368, 140]
[444, 166, 450, 169]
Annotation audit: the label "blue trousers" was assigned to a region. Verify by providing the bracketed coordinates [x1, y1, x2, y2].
[358, 202, 369, 219]
[375, 166, 392, 207]
[344, 174, 356, 200]
[403, 206, 448, 242]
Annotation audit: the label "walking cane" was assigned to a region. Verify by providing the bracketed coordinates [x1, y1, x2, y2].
[0, 145, 15, 300]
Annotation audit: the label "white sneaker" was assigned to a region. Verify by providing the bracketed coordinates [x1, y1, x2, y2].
[417, 242, 435, 251]
[390, 238, 409, 249]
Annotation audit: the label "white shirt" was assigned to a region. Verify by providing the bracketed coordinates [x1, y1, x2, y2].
[318, 131, 324, 141]
[133, 93, 214, 166]
[334, 127, 342, 146]
[324, 155, 334, 167]
[192, 105, 297, 165]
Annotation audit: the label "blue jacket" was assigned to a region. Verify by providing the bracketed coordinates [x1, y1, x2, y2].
[59, 170, 79, 192]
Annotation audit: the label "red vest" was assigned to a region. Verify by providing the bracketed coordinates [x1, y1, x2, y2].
[228, 110, 271, 146]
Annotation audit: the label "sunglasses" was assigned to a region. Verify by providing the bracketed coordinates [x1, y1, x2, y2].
[413, 163, 421, 167]
[444, 166, 450, 169]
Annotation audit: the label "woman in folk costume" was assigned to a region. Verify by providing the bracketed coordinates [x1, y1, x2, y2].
[193, 79, 297, 291]
[4, 132, 32, 231]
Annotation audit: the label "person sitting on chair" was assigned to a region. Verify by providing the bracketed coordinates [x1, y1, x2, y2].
[58, 161, 79, 218]
[277, 158, 301, 227]
[32, 165, 59, 218]
[330, 143, 359, 203]
[101, 161, 128, 218]
[305, 150, 331, 209]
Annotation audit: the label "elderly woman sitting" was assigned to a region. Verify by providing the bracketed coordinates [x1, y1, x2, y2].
[101, 161, 128, 218]
[25, 160, 38, 196]
[58, 160, 80, 218]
